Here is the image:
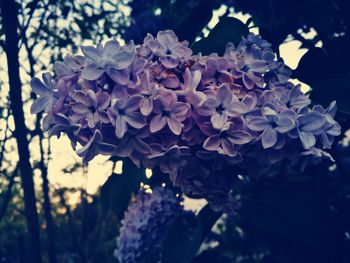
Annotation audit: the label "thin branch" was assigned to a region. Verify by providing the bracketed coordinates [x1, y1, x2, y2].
[18, 0, 42, 49]
[23, 19, 58, 263]
[0, 0, 42, 261]
[275, 0, 322, 26]
[0, 165, 18, 221]
[57, 189, 87, 263]
[29, 0, 50, 51]
[0, 106, 11, 170]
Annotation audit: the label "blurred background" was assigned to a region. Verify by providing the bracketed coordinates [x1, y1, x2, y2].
[0, 0, 350, 262]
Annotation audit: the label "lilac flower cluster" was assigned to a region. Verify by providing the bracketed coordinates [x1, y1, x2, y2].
[31, 30, 341, 210]
[115, 187, 182, 263]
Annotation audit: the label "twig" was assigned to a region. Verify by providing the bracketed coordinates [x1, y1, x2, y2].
[0, 165, 18, 221]
[18, 0, 42, 49]
[0, 106, 11, 170]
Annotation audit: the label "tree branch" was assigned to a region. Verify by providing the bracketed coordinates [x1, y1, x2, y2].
[18, 0, 42, 48]
[0, 165, 18, 221]
[0, 0, 42, 261]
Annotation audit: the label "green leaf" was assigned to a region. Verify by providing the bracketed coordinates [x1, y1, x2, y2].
[310, 77, 350, 116]
[121, 158, 147, 192]
[99, 158, 147, 219]
[162, 205, 222, 263]
[294, 48, 334, 84]
[147, 167, 172, 186]
[99, 174, 131, 219]
[295, 40, 350, 85]
[240, 183, 336, 246]
[294, 45, 350, 116]
[191, 16, 249, 55]
[173, 0, 219, 44]
[161, 213, 198, 263]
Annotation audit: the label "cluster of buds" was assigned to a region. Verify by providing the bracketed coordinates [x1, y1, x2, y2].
[115, 187, 182, 263]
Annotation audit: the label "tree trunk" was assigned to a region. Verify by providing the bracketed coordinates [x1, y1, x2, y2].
[39, 137, 57, 263]
[58, 191, 87, 263]
[0, 0, 42, 262]
[0, 167, 17, 221]
[24, 29, 58, 263]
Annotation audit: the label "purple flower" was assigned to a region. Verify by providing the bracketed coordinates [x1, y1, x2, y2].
[49, 113, 81, 140]
[241, 91, 258, 112]
[115, 187, 183, 263]
[71, 90, 111, 128]
[301, 147, 334, 162]
[144, 145, 191, 176]
[295, 111, 326, 149]
[240, 34, 272, 54]
[182, 117, 206, 145]
[107, 95, 146, 138]
[111, 56, 147, 87]
[137, 33, 155, 59]
[114, 127, 151, 167]
[203, 122, 252, 157]
[77, 130, 117, 163]
[30, 30, 341, 213]
[268, 58, 292, 83]
[202, 56, 233, 84]
[149, 30, 192, 68]
[30, 73, 57, 114]
[54, 54, 84, 78]
[178, 68, 205, 107]
[81, 40, 135, 82]
[197, 84, 247, 129]
[138, 70, 162, 116]
[287, 85, 311, 110]
[246, 105, 295, 149]
[225, 44, 268, 89]
[260, 82, 292, 111]
[150, 94, 190, 135]
[313, 101, 341, 149]
[238, 55, 268, 89]
[126, 57, 147, 87]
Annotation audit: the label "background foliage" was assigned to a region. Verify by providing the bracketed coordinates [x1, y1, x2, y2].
[0, 0, 350, 262]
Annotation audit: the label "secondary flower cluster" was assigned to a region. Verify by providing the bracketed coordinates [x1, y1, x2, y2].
[31, 30, 341, 210]
[115, 187, 183, 263]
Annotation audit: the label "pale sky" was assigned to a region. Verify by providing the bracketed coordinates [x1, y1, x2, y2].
[0, 3, 312, 209]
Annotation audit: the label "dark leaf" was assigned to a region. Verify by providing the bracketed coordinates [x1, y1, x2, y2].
[162, 213, 198, 263]
[99, 173, 130, 219]
[121, 158, 147, 192]
[147, 167, 171, 187]
[191, 16, 249, 55]
[294, 47, 335, 84]
[162, 204, 222, 263]
[240, 183, 337, 246]
[99, 158, 146, 219]
[173, 0, 219, 44]
[310, 77, 350, 116]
